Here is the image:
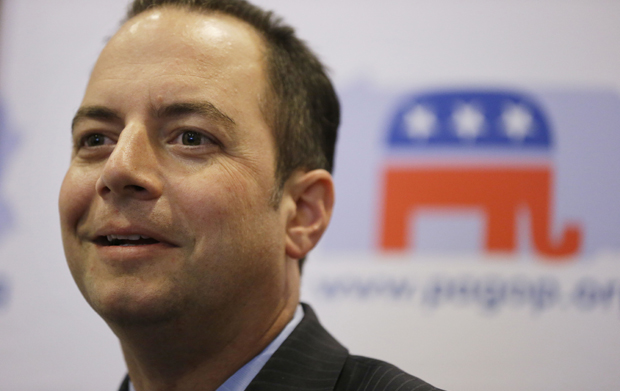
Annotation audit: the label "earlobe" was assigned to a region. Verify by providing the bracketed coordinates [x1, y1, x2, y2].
[284, 169, 334, 260]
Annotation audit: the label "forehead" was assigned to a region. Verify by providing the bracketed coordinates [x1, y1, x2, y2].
[85, 7, 269, 113]
[103, 7, 265, 69]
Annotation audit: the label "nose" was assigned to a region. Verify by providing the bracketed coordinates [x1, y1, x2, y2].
[96, 124, 163, 200]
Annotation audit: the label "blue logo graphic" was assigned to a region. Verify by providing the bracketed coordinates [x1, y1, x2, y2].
[388, 90, 551, 149]
[0, 102, 17, 240]
[0, 274, 9, 310]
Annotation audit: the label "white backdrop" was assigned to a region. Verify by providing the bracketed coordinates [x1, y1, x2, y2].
[1, 1, 620, 390]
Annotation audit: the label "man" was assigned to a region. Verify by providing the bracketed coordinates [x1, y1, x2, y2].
[59, 1, 442, 390]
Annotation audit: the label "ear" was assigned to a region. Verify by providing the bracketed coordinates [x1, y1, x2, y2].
[283, 169, 335, 260]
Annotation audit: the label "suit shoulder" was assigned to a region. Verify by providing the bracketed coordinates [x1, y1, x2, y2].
[334, 355, 444, 391]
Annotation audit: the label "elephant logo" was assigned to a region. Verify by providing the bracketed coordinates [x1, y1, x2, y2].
[380, 90, 582, 260]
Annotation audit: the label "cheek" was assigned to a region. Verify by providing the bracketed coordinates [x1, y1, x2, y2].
[59, 167, 100, 288]
[170, 173, 241, 232]
[59, 167, 98, 231]
[172, 160, 270, 215]
[170, 168, 274, 250]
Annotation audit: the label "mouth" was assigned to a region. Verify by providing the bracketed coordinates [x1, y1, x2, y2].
[95, 234, 161, 247]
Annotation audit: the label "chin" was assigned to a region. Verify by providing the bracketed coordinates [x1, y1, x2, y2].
[85, 277, 185, 327]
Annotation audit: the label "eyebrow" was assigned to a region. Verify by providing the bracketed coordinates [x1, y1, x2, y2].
[71, 101, 236, 133]
[71, 106, 122, 132]
[155, 101, 236, 129]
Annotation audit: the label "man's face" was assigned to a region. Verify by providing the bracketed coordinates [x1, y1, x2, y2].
[59, 8, 291, 324]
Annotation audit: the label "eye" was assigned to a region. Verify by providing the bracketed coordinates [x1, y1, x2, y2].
[181, 131, 205, 146]
[172, 130, 218, 147]
[80, 133, 113, 147]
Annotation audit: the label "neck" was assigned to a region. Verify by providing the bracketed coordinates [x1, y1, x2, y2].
[111, 268, 300, 391]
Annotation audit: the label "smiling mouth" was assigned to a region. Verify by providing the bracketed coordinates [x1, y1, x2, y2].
[95, 234, 161, 247]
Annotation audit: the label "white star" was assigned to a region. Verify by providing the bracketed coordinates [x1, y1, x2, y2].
[404, 105, 437, 139]
[452, 103, 485, 139]
[502, 103, 533, 140]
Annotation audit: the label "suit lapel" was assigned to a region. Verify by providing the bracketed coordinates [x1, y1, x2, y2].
[245, 303, 349, 391]
[118, 375, 129, 391]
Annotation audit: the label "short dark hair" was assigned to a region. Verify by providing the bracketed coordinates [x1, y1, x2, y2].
[127, 0, 339, 192]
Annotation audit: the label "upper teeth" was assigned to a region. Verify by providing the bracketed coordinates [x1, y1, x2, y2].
[107, 235, 151, 241]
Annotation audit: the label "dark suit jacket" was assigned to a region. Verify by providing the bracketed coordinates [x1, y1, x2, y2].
[119, 304, 443, 391]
